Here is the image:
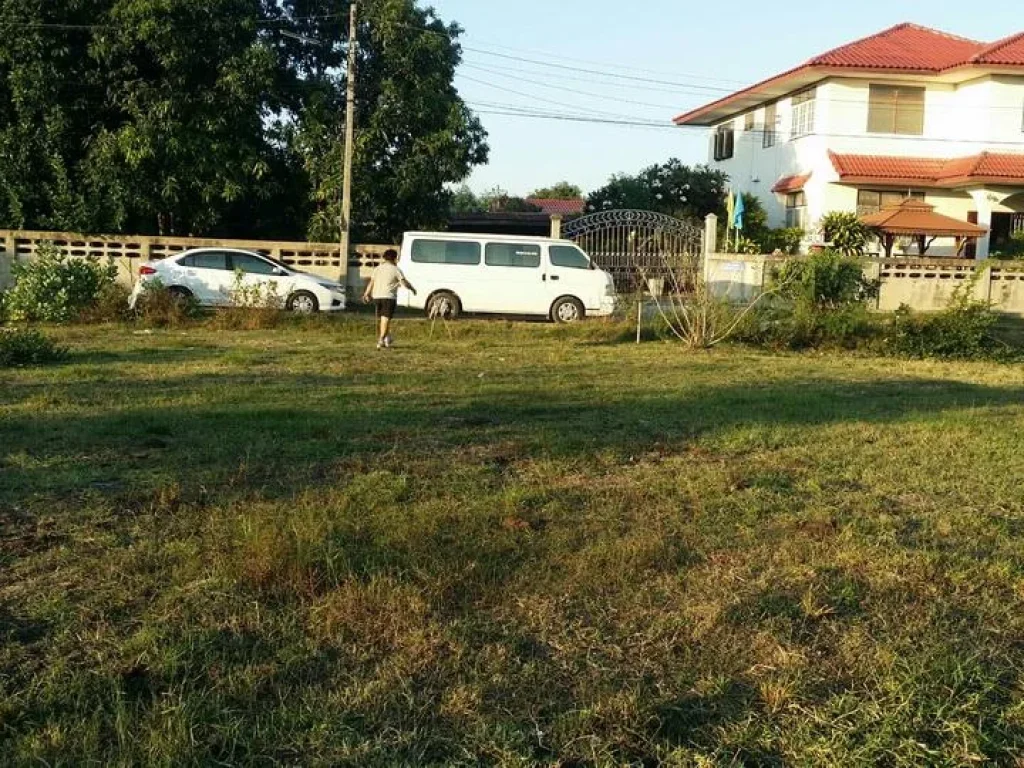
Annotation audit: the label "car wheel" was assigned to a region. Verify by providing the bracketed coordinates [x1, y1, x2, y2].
[551, 296, 585, 324]
[426, 291, 461, 320]
[287, 291, 319, 314]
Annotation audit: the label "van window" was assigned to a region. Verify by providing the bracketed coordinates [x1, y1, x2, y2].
[411, 239, 481, 265]
[485, 242, 541, 268]
[550, 245, 591, 270]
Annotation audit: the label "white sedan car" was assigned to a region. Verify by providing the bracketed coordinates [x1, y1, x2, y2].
[129, 248, 347, 313]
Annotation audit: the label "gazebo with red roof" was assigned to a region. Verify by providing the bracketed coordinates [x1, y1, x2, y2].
[859, 199, 988, 258]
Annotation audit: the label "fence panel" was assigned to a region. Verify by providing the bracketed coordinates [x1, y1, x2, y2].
[0, 229, 397, 292]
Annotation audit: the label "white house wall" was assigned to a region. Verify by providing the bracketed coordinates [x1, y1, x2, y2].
[705, 73, 1024, 252]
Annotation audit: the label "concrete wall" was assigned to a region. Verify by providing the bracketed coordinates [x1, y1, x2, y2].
[704, 252, 1024, 316]
[0, 229, 396, 293]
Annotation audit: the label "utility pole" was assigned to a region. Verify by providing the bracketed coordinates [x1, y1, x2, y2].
[340, 2, 358, 274]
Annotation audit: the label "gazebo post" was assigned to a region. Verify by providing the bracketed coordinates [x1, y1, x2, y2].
[883, 233, 895, 258]
[917, 235, 926, 255]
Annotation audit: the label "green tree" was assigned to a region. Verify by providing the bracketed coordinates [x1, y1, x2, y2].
[587, 159, 728, 221]
[530, 182, 582, 199]
[449, 185, 484, 214]
[479, 187, 541, 213]
[0, 0, 488, 242]
[300, 0, 488, 243]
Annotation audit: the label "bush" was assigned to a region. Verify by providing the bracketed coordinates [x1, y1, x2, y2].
[207, 272, 283, 331]
[0, 327, 68, 367]
[991, 231, 1024, 260]
[758, 227, 804, 255]
[774, 250, 878, 311]
[5, 245, 118, 323]
[884, 300, 1017, 361]
[819, 212, 870, 257]
[133, 281, 202, 328]
[77, 282, 133, 324]
[736, 301, 881, 351]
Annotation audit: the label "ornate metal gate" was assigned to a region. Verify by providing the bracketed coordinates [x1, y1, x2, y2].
[562, 209, 703, 292]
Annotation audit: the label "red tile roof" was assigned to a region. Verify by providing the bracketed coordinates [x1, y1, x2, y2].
[807, 23, 983, 72]
[525, 198, 586, 216]
[971, 32, 1024, 65]
[674, 23, 1024, 126]
[771, 173, 811, 194]
[859, 199, 988, 236]
[829, 151, 1024, 187]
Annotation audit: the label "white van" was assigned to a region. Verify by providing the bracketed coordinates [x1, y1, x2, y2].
[397, 232, 617, 323]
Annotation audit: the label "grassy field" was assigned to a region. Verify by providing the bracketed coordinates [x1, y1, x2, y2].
[2, 315, 1024, 766]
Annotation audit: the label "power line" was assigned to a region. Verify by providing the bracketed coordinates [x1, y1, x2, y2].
[461, 63, 688, 112]
[457, 73, 652, 122]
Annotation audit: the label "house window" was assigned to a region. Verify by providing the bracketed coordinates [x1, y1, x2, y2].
[785, 191, 807, 229]
[714, 123, 735, 161]
[762, 102, 777, 148]
[744, 112, 755, 132]
[856, 189, 925, 216]
[790, 89, 816, 139]
[867, 85, 925, 135]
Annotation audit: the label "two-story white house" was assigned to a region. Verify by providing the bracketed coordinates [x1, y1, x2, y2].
[674, 23, 1024, 258]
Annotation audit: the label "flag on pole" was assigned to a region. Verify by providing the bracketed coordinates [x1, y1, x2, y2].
[725, 189, 735, 229]
[733, 192, 745, 231]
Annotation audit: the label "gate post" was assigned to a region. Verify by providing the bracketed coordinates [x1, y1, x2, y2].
[704, 213, 718, 256]
[550, 214, 562, 239]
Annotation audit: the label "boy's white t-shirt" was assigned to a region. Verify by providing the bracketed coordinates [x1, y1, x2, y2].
[370, 263, 405, 299]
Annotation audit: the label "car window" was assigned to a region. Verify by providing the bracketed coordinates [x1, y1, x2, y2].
[192, 251, 230, 270]
[178, 254, 195, 267]
[485, 243, 541, 269]
[230, 252, 277, 275]
[550, 245, 591, 270]
[410, 239, 481, 265]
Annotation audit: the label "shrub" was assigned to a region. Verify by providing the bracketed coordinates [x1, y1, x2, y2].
[991, 231, 1024, 260]
[736, 301, 881, 351]
[208, 271, 283, 331]
[758, 227, 804, 255]
[819, 212, 870, 257]
[77, 282, 133, 324]
[774, 250, 878, 311]
[884, 299, 1017, 361]
[5, 245, 118, 323]
[0, 327, 68, 367]
[133, 281, 203, 328]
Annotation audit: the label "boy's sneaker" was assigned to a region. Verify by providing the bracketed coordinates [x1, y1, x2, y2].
[383, 335, 393, 349]
[376, 340, 384, 350]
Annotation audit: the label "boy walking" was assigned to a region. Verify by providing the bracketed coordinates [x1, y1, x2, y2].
[362, 249, 416, 349]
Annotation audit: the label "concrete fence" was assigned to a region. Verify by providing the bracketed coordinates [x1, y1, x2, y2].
[704, 252, 1024, 316]
[0, 229, 396, 293]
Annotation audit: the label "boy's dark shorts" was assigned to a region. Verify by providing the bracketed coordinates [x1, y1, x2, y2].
[375, 298, 397, 319]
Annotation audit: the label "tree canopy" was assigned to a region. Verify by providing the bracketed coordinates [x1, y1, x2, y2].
[586, 160, 728, 222]
[0, 0, 488, 242]
[529, 182, 582, 199]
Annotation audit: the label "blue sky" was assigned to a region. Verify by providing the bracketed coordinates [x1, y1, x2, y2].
[428, 0, 1022, 196]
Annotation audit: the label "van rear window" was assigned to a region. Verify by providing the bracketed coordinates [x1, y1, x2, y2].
[485, 243, 541, 268]
[411, 239, 481, 265]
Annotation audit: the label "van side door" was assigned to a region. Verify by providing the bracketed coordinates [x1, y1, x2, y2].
[483, 241, 544, 314]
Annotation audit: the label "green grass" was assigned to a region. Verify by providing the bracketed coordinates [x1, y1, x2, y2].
[2, 316, 1024, 766]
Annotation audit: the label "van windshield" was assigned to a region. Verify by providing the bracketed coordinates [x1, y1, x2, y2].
[550, 245, 592, 270]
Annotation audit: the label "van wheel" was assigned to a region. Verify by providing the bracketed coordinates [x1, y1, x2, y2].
[426, 291, 461, 320]
[551, 296, 585, 324]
